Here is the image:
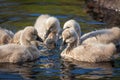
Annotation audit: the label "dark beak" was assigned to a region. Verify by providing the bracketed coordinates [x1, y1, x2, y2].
[60, 40, 67, 50]
[45, 29, 51, 39]
[36, 35, 43, 42]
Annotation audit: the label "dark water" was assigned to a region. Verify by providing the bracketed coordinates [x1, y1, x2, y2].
[0, 0, 120, 80]
[85, 0, 120, 27]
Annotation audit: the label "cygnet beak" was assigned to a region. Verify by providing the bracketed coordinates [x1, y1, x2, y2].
[36, 35, 43, 42]
[60, 40, 67, 50]
[45, 31, 50, 39]
[44, 39, 56, 49]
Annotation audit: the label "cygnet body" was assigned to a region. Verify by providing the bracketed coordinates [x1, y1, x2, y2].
[0, 26, 41, 63]
[61, 28, 116, 62]
[81, 27, 120, 44]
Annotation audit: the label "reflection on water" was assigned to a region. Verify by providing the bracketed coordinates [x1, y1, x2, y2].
[0, 0, 120, 80]
[0, 63, 34, 80]
[61, 59, 114, 80]
[0, 0, 106, 33]
[1, 56, 120, 80]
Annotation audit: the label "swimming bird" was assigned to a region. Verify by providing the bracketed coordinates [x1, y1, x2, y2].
[12, 26, 41, 47]
[63, 20, 120, 46]
[0, 27, 14, 44]
[61, 28, 116, 62]
[81, 27, 120, 45]
[0, 26, 41, 63]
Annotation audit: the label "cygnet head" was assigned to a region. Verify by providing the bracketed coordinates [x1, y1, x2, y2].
[63, 19, 81, 37]
[111, 27, 120, 34]
[44, 31, 57, 49]
[23, 26, 37, 41]
[0, 28, 14, 44]
[12, 30, 23, 44]
[20, 26, 38, 46]
[110, 27, 120, 43]
[61, 28, 79, 50]
[45, 16, 60, 39]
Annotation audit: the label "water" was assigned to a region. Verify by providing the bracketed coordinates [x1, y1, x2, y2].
[0, 0, 120, 80]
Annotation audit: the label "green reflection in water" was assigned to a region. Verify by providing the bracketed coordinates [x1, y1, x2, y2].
[0, 0, 97, 32]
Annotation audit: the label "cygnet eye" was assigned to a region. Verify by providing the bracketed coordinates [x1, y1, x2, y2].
[48, 41, 53, 44]
[64, 26, 70, 30]
[31, 33, 37, 39]
[33, 33, 36, 35]
[32, 31, 37, 35]
[66, 35, 71, 40]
